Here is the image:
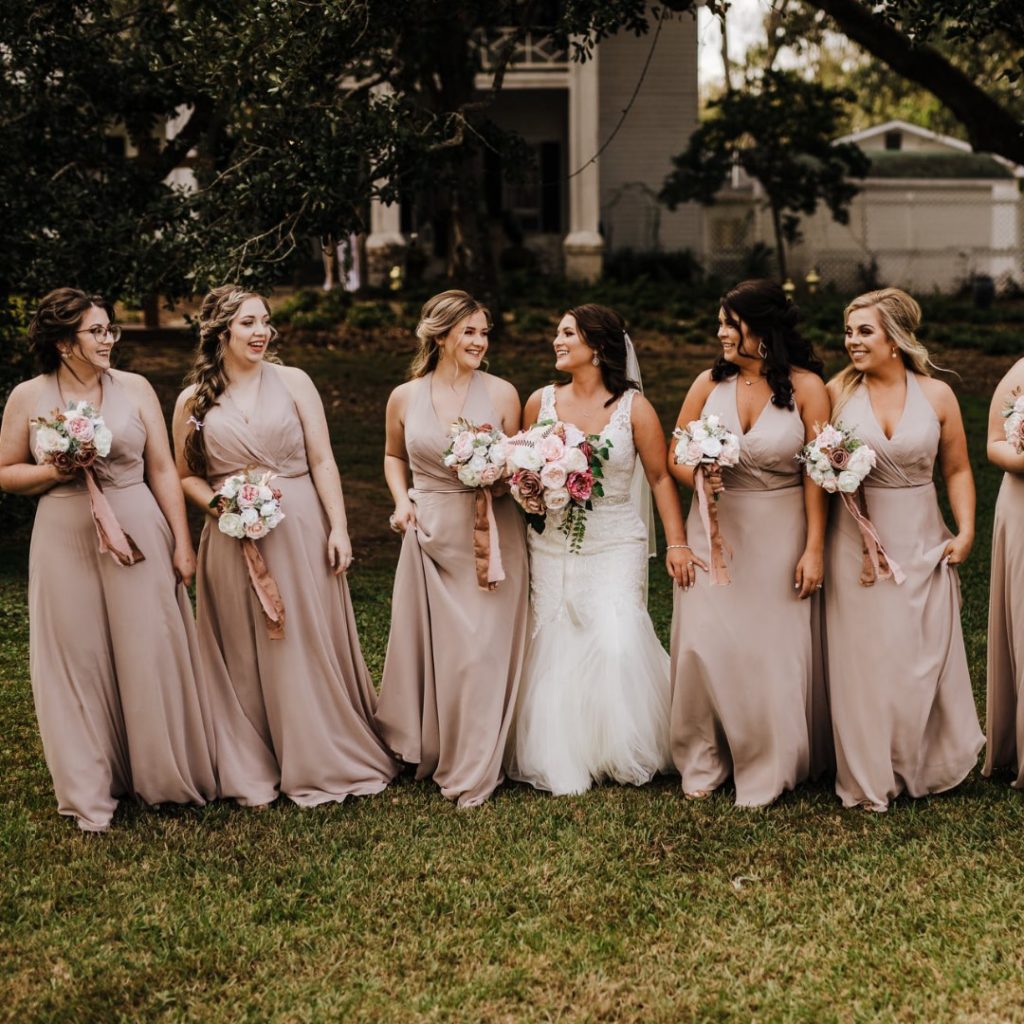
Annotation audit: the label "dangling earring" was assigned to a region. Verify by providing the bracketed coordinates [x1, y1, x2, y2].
[891, 347, 898, 359]
[591, 353, 600, 367]
[757, 341, 768, 360]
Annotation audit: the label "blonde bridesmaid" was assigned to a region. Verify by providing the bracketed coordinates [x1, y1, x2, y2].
[0, 288, 216, 831]
[173, 285, 397, 808]
[668, 279, 831, 807]
[825, 288, 982, 811]
[376, 290, 528, 807]
[983, 356, 1024, 786]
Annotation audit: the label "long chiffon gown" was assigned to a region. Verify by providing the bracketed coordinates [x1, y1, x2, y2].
[670, 376, 825, 806]
[194, 363, 398, 807]
[984, 471, 1024, 785]
[28, 370, 216, 831]
[825, 372, 983, 811]
[506, 386, 673, 795]
[375, 371, 529, 807]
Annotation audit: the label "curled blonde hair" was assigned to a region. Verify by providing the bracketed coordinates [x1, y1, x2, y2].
[408, 289, 490, 379]
[183, 285, 277, 475]
[832, 287, 938, 415]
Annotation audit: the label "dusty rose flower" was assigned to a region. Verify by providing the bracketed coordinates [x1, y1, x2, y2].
[52, 451, 76, 474]
[512, 469, 543, 500]
[74, 445, 98, 469]
[522, 494, 545, 515]
[245, 518, 269, 539]
[479, 464, 502, 487]
[828, 447, 850, 470]
[566, 470, 594, 503]
[65, 415, 95, 443]
[579, 440, 594, 463]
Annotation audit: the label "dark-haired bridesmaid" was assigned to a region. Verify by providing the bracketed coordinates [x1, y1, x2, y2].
[0, 287, 216, 830]
[173, 284, 398, 808]
[825, 288, 982, 811]
[376, 289, 529, 807]
[668, 279, 831, 806]
[981, 358, 1024, 785]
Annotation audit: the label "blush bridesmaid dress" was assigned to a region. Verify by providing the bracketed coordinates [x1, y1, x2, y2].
[28, 370, 216, 831]
[824, 372, 983, 811]
[669, 376, 827, 806]
[375, 371, 529, 807]
[193, 363, 398, 807]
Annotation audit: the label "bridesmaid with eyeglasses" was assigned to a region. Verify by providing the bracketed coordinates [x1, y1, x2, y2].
[0, 287, 216, 831]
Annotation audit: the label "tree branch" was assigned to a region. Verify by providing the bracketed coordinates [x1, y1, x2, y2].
[805, 0, 1024, 165]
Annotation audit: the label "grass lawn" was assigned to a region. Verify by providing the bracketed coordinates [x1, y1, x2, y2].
[2, 303, 1024, 1022]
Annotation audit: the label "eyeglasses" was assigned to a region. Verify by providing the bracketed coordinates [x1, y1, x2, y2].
[77, 325, 122, 343]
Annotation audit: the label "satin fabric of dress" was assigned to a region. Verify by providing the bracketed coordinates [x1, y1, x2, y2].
[670, 376, 828, 806]
[194, 363, 398, 806]
[983, 473, 1024, 785]
[506, 386, 673, 796]
[28, 371, 216, 830]
[375, 372, 529, 807]
[825, 373, 983, 810]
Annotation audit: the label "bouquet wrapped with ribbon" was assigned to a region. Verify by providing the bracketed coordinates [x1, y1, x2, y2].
[32, 402, 144, 567]
[1003, 388, 1024, 453]
[673, 414, 740, 585]
[796, 421, 904, 587]
[211, 469, 286, 637]
[441, 419, 509, 591]
[506, 419, 611, 554]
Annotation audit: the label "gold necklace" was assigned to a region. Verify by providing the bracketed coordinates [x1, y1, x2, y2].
[738, 372, 763, 387]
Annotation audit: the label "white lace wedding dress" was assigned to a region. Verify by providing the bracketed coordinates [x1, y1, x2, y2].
[506, 385, 673, 795]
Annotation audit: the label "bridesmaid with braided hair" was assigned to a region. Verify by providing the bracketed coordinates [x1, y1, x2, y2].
[172, 285, 398, 808]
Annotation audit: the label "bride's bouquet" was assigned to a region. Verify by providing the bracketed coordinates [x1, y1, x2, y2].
[441, 420, 509, 590]
[1003, 388, 1024, 453]
[672, 414, 740, 585]
[797, 422, 904, 587]
[210, 469, 286, 637]
[506, 420, 611, 553]
[31, 402, 143, 566]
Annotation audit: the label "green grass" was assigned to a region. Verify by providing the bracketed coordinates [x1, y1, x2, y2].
[2, 313, 1024, 1022]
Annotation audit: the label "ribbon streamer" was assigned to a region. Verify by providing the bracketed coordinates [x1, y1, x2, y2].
[84, 468, 145, 567]
[841, 488, 906, 587]
[241, 538, 286, 638]
[695, 465, 732, 586]
[472, 487, 505, 591]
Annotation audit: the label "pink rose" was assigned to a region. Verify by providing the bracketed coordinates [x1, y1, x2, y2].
[540, 462, 568, 490]
[245, 518, 269, 539]
[65, 415, 95, 443]
[538, 434, 565, 463]
[237, 483, 261, 507]
[452, 432, 475, 461]
[566, 470, 594, 503]
[828, 447, 850, 470]
[479, 464, 502, 487]
[578, 440, 594, 464]
[685, 440, 703, 464]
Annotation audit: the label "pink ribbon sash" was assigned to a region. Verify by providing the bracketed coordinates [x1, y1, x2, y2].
[241, 538, 286, 638]
[84, 468, 145, 566]
[841, 488, 905, 587]
[695, 465, 731, 586]
[473, 487, 505, 591]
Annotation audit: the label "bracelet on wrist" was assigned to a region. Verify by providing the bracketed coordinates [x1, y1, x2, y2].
[666, 544, 691, 552]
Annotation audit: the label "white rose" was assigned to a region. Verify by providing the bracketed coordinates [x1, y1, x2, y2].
[814, 456, 831, 475]
[817, 425, 844, 449]
[545, 487, 570, 511]
[563, 424, 586, 448]
[488, 440, 508, 468]
[220, 476, 241, 499]
[266, 511, 285, 529]
[847, 445, 875, 475]
[508, 444, 543, 472]
[704, 413, 721, 430]
[34, 424, 70, 454]
[689, 421, 707, 441]
[541, 462, 568, 489]
[821, 476, 838, 493]
[257, 485, 273, 503]
[240, 506, 259, 525]
[457, 464, 481, 487]
[443, 452, 459, 468]
[562, 448, 588, 473]
[700, 436, 723, 459]
[260, 501, 278, 519]
[93, 425, 112, 457]
[218, 512, 245, 538]
[1014, 396, 1024, 414]
[837, 470, 860, 493]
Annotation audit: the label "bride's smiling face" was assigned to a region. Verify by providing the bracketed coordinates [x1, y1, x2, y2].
[553, 314, 593, 373]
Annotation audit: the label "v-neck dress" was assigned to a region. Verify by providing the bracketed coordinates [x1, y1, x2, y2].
[669, 375, 829, 806]
[192, 363, 398, 807]
[375, 371, 529, 807]
[825, 373, 982, 810]
[27, 370, 216, 830]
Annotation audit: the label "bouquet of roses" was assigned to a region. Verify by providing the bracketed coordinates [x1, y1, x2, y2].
[211, 469, 285, 541]
[798, 422, 903, 587]
[440, 419, 509, 590]
[31, 402, 142, 566]
[1003, 388, 1024, 453]
[505, 419, 611, 553]
[795, 421, 876, 493]
[672, 414, 740, 585]
[210, 469, 286, 637]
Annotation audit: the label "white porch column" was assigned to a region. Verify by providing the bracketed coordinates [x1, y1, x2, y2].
[990, 180, 1020, 285]
[563, 48, 604, 282]
[365, 84, 407, 288]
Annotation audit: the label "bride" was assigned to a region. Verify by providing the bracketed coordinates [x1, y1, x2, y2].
[506, 304, 703, 795]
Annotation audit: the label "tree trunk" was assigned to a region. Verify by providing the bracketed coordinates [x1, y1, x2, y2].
[321, 233, 339, 290]
[769, 202, 788, 281]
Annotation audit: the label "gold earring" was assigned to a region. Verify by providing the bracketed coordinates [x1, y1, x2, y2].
[891, 347, 897, 359]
